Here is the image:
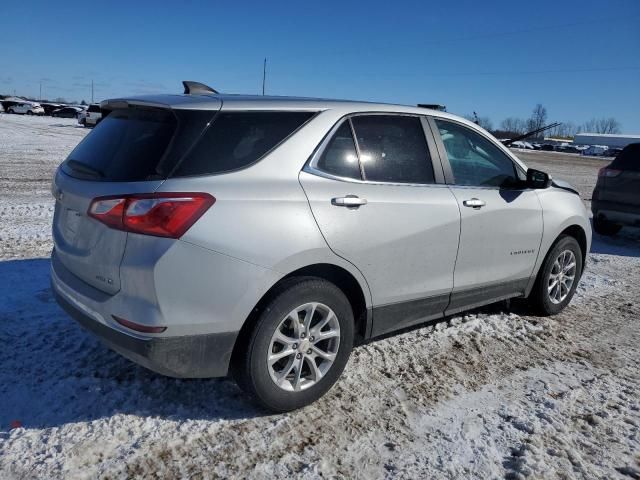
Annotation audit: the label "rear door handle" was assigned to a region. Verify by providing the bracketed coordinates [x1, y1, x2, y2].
[463, 198, 486, 209]
[331, 195, 368, 208]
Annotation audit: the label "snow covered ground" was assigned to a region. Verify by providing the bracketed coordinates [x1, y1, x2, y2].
[1, 114, 639, 479]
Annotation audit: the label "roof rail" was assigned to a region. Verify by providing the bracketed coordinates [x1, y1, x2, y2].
[182, 81, 219, 95]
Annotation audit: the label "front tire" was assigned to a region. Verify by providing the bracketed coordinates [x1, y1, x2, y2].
[26, 110, 33, 116]
[232, 278, 354, 412]
[528, 235, 583, 315]
[593, 216, 622, 236]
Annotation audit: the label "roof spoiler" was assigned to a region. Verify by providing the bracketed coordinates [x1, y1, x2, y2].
[182, 81, 219, 95]
[417, 103, 446, 112]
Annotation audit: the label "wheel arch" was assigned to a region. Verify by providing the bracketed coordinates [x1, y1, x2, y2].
[559, 224, 588, 270]
[526, 222, 589, 297]
[231, 263, 371, 364]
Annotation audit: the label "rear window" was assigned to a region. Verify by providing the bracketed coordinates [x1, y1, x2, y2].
[63, 108, 177, 181]
[88, 104, 101, 113]
[171, 111, 314, 177]
[611, 143, 640, 171]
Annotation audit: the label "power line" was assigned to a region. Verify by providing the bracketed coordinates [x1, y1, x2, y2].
[421, 66, 640, 77]
[419, 14, 640, 46]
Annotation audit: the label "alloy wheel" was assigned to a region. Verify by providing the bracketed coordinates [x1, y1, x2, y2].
[267, 302, 340, 392]
[548, 249, 576, 304]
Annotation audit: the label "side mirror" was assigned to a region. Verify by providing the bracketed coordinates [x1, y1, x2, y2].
[527, 168, 551, 189]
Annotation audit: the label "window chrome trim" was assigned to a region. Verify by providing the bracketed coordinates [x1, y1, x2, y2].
[304, 111, 445, 187]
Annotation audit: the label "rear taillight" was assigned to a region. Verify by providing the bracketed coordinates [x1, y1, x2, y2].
[598, 167, 622, 178]
[88, 193, 215, 238]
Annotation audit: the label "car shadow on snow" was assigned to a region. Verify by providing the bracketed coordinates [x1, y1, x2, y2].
[48, 123, 84, 129]
[590, 223, 640, 258]
[0, 258, 265, 431]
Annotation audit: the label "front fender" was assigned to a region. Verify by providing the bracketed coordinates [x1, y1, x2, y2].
[526, 189, 592, 294]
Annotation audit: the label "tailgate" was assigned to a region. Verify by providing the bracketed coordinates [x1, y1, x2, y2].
[51, 99, 220, 294]
[601, 171, 640, 207]
[52, 171, 165, 294]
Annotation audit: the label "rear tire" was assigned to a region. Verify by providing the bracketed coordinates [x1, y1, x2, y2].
[232, 278, 354, 412]
[528, 235, 582, 316]
[593, 216, 622, 236]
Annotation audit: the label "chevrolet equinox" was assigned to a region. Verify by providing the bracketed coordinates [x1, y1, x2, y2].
[51, 82, 592, 411]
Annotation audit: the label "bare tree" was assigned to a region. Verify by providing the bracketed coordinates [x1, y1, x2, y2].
[500, 117, 527, 135]
[581, 117, 621, 134]
[465, 113, 493, 131]
[597, 117, 621, 134]
[582, 118, 597, 133]
[547, 121, 579, 139]
[527, 104, 547, 138]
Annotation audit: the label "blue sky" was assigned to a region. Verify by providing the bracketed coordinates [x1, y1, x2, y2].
[2, 0, 639, 131]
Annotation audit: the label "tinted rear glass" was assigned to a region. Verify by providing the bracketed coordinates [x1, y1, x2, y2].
[62, 108, 177, 181]
[171, 111, 314, 177]
[88, 105, 101, 112]
[316, 121, 362, 179]
[611, 143, 640, 171]
[351, 115, 435, 184]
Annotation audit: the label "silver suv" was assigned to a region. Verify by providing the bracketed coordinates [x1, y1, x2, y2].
[51, 82, 591, 411]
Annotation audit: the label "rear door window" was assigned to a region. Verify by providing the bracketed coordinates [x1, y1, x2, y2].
[171, 111, 315, 177]
[315, 121, 362, 179]
[62, 108, 177, 181]
[350, 115, 435, 184]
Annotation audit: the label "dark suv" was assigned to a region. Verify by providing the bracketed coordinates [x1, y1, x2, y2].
[592, 143, 640, 236]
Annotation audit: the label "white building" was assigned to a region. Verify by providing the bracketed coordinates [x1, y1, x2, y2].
[573, 133, 640, 148]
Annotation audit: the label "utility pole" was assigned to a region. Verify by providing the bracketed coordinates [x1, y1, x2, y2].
[39, 81, 42, 101]
[91, 80, 94, 103]
[262, 58, 267, 96]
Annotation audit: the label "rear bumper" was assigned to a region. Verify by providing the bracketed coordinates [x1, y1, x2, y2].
[592, 200, 640, 227]
[53, 288, 236, 377]
[51, 253, 238, 378]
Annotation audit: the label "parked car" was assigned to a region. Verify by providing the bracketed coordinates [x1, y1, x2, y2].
[41, 103, 62, 116]
[7, 102, 45, 115]
[603, 147, 623, 157]
[51, 85, 591, 411]
[592, 143, 640, 236]
[556, 145, 580, 154]
[582, 145, 609, 156]
[510, 141, 534, 150]
[52, 106, 83, 118]
[540, 144, 555, 151]
[1, 100, 20, 112]
[80, 103, 102, 127]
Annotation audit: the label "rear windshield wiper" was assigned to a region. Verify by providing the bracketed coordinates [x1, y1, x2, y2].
[66, 159, 105, 179]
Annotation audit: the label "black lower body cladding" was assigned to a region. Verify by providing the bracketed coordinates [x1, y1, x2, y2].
[53, 287, 238, 378]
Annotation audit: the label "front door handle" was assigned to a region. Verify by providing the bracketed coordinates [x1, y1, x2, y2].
[463, 198, 486, 209]
[331, 195, 368, 208]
